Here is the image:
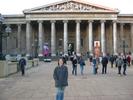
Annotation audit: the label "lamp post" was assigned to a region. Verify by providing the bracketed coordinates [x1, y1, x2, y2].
[0, 14, 12, 60]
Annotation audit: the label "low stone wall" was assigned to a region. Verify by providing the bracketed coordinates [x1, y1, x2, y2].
[0, 58, 39, 78]
[0, 61, 8, 77]
[7, 62, 18, 75]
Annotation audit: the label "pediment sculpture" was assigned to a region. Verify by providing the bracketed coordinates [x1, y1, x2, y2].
[42, 2, 99, 11]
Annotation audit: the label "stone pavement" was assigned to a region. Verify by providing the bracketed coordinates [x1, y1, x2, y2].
[0, 61, 133, 100]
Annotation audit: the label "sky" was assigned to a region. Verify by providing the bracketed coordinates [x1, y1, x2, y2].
[0, 0, 132, 15]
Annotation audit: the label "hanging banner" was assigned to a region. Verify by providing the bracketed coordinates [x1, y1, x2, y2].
[43, 43, 50, 57]
[94, 41, 100, 57]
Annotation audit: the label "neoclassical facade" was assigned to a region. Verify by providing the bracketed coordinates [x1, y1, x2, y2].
[2, 0, 133, 56]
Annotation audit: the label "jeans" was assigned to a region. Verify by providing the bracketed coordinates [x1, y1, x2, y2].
[93, 65, 96, 74]
[56, 87, 65, 100]
[123, 64, 127, 75]
[72, 65, 77, 75]
[118, 65, 122, 74]
[102, 64, 107, 74]
[20, 65, 25, 76]
[80, 65, 84, 75]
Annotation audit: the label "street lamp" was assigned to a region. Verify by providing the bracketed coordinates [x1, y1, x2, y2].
[0, 14, 12, 60]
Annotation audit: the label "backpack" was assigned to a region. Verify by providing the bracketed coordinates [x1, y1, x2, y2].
[19, 58, 26, 66]
[117, 59, 122, 66]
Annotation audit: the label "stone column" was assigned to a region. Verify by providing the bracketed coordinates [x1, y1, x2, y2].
[38, 20, 43, 57]
[51, 20, 56, 56]
[131, 23, 133, 52]
[101, 20, 106, 56]
[88, 20, 93, 54]
[26, 21, 31, 57]
[63, 20, 68, 55]
[113, 21, 117, 55]
[76, 20, 81, 55]
[17, 24, 21, 54]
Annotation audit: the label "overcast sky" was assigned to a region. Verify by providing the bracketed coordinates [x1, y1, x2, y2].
[0, 0, 132, 15]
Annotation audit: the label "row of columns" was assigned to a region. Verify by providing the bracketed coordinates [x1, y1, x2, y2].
[25, 20, 118, 56]
[15, 20, 133, 57]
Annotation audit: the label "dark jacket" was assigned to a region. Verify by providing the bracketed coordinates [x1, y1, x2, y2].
[53, 65, 68, 87]
[102, 56, 108, 65]
[110, 56, 115, 63]
[19, 58, 26, 67]
[72, 57, 78, 67]
[116, 58, 123, 66]
[79, 58, 85, 66]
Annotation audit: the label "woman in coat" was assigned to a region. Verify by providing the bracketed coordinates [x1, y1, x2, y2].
[53, 58, 68, 100]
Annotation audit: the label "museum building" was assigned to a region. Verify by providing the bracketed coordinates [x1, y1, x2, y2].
[1, 0, 133, 57]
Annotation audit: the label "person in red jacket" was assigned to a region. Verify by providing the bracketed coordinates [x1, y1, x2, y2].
[127, 55, 131, 67]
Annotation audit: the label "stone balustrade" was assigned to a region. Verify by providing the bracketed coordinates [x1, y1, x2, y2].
[0, 58, 39, 78]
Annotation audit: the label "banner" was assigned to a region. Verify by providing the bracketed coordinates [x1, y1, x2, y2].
[94, 41, 100, 57]
[43, 43, 50, 57]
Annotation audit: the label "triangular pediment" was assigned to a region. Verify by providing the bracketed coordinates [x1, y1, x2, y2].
[24, 0, 119, 13]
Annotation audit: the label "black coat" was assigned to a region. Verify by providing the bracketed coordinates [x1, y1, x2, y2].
[102, 57, 108, 65]
[53, 65, 68, 87]
[19, 58, 26, 70]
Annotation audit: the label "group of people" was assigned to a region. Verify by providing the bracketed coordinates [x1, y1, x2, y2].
[53, 52, 132, 100]
[90, 54, 130, 76]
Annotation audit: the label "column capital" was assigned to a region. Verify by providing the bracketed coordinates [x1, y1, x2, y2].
[131, 23, 133, 25]
[38, 20, 43, 23]
[26, 20, 31, 23]
[76, 20, 81, 23]
[88, 20, 93, 23]
[17, 24, 22, 26]
[120, 22, 125, 26]
[63, 20, 68, 23]
[100, 20, 106, 23]
[112, 20, 117, 23]
[51, 20, 56, 23]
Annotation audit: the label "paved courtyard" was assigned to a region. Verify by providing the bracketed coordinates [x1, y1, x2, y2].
[0, 60, 133, 100]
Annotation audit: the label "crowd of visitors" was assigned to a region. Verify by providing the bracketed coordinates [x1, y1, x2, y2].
[53, 51, 132, 100]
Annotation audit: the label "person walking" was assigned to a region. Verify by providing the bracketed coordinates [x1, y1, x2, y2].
[116, 57, 123, 75]
[79, 55, 85, 75]
[19, 57, 26, 76]
[110, 55, 115, 68]
[123, 55, 128, 75]
[92, 56, 98, 74]
[53, 58, 68, 100]
[127, 55, 131, 67]
[72, 55, 78, 75]
[101, 55, 108, 74]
